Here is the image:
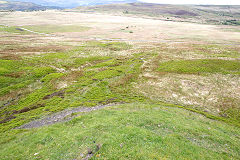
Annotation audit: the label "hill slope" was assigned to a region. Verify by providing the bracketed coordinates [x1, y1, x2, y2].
[75, 2, 240, 25]
[1, 103, 240, 159]
[6, 0, 138, 8]
[0, 0, 59, 11]
[0, 9, 240, 160]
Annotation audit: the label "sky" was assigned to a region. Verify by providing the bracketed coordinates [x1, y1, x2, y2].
[139, 0, 240, 5]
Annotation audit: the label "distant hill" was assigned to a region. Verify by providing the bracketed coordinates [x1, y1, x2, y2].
[0, 0, 60, 11]
[6, 0, 138, 8]
[75, 2, 240, 25]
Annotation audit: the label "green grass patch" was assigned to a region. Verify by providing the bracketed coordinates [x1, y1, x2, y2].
[40, 73, 65, 83]
[0, 80, 33, 97]
[158, 59, 240, 74]
[86, 41, 132, 51]
[74, 56, 111, 66]
[92, 68, 122, 80]
[0, 103, 239, 159]
[0, 26, 30, 34]
[0, 59, 22, 76]
[22, 25, 90, 34]
[92, 59, 118, 68]
[95, 41, 131, 51]
[32, 67, 56, 78]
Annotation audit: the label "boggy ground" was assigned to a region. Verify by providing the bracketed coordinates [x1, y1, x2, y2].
[0, 10, 240, 159]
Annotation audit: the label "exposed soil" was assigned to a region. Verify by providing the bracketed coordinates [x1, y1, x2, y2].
[16, 103, 118, 129]
[43, 90, 65, 100]
[82, 144, 101, 160]
[0, 114, 16, 124]
[0, 103, 44, 124]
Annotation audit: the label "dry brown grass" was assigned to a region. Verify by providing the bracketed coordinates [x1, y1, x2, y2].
[0, 53, 22, 60]
[110, 73, 135, 88]
[62, 70, 83, 82]
[137, 73, 240, 115]
[0, 45, 70, 54]
[1, 10, 240, 45]
[134, 41, 240, 117]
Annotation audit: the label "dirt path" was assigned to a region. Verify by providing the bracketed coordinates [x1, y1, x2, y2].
[18, 27, 54, 36]
[16, 103, 118, 129]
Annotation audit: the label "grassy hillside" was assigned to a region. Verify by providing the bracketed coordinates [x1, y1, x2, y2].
[75, 3, 240, 25]
[0, 40, 239, 127]
[1, 103, 240, 159]
[0, 11, 240, 159]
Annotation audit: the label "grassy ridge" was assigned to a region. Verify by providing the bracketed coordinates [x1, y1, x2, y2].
[75, 3, 240, 26]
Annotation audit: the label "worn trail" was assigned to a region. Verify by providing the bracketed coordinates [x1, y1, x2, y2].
[16, 104, 118, 129]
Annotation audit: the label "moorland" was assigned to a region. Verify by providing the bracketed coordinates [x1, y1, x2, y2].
[0, 3, 240, 159]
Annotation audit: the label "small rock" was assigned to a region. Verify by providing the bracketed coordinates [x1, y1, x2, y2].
[34, 153, 39, 156]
